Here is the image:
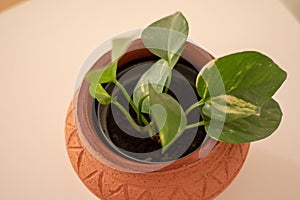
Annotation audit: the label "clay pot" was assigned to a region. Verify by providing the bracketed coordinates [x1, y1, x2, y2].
[65, 39, 250, 200]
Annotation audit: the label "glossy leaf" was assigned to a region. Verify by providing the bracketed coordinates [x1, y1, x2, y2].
[133, 59, 169, 113]
[142, 12, 189, 67]
[149, 85, 187, 152]
[196, 59, 226, 100]
[112, 37, 132, 61]
[202, 95, 261, 122]
[89, 83, 111, 105]
[85, 61, 117, 84]
[85, 37, 132, 84]
[205, 98, 283, 143]
[196, 52, 286, 143]
[197, 51, 287, 105]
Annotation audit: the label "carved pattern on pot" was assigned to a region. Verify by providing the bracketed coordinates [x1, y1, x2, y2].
[65, 102, 250, 200]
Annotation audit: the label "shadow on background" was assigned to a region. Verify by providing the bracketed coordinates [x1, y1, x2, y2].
[218, 147, 300, 200]
[280, 0, 300, 22]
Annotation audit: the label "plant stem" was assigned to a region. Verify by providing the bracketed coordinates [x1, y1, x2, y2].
[185, 99, 205, 115]
[146, 122, 157, 138]
[114, 80, 149, 126]
[114, 80, 137, 111]
[186, 121, 205, 130]
[137, 94, 149, 125]
[112, 101, 143, 133]
[164, 66, 172, 93]
[112, 101, 156, 137]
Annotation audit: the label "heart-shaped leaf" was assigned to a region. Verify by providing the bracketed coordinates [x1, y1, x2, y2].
[149, 85, 187, 152]
[112, 37, 133, 61]
[133, 59, 169, 113]
[196, 51, 286, 143]
[196, 59, 226, 100]
[142, 12, 189, 67]
[205, 98, 283, 143]
[89, 83, 111, 105]
[85, 37, 133, 84]
[202, 95, 261, 122]
[197, 51, 287, 105]
[85, 61, 118, 84]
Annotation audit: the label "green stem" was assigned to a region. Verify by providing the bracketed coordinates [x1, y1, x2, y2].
[112, 101, 155, 137]
[146, 122, 156, 138]
[186, 121, 205, 130]
[137, 94, 149, 125]
[114, 80, 138, 111]
[114, 80, 149, 126]
[164, 66, 172, 93]
[185, 99, 205, 115]
[203, 87, 208, 99]
[112, 101, 143, 133]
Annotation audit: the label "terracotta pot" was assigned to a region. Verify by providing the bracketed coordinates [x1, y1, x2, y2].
[65, 39, 250, 200]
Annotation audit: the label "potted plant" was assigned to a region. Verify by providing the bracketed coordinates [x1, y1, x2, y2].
[65, 12, 286, 200]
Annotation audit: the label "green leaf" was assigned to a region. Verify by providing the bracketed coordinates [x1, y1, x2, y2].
[133, 59, 169, 113]
[197, 51, 287, 105]
[142, 11, 189, 67]
[149, 85, 187, 152]
[85, 61, 117, 84]
[202, 95, 261, 122]
[196, 59, 226, 100]
[89, 83, 111, 105]
[196, 52, 286, 143]
[85, 37, 132, 85]
[112, 37, 132, 61]
[205, 98, 283, 143]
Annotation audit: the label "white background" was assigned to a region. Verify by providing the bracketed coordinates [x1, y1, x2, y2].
[0, 0, 299, 199]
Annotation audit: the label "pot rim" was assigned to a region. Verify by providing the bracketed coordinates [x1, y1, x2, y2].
[74, 38, 219, 173]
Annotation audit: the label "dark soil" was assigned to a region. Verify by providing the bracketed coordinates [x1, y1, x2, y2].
[94, 59, 207, 163]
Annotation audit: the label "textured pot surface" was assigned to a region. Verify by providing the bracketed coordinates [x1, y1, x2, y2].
[65, 40, 250, 199]
[66, 103, 249, 200]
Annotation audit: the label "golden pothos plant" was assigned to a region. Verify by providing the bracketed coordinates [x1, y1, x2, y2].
[85, 12, 287, 152]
